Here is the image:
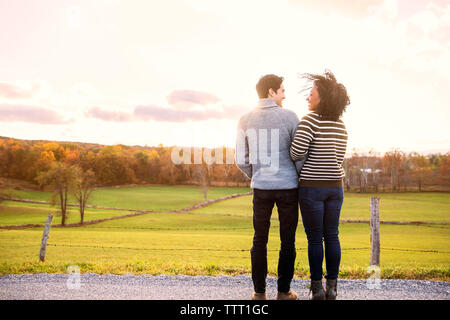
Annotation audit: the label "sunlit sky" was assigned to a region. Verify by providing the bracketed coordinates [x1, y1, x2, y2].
[1, 0, 449, 154]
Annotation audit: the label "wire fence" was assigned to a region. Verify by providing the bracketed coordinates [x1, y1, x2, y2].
[0, 243, 449, 254]
[1, 221, 449, 231]
[82, 226, 256, 231]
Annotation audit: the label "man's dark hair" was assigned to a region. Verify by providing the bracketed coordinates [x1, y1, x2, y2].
[256, 74, 284, 99]
[301, 70, 350, 121]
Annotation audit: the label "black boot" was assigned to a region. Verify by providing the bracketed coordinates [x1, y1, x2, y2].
[325, 279, 337, 300]
[309, 280, 325, 300]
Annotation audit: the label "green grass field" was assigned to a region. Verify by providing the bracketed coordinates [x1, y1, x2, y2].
[0, 201, 128, 226]
[0, 186, 449, 280]
[191, 192, 450, 223]
[4, 185, 251, 210]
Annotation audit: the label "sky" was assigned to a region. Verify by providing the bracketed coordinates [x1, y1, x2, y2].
[0, 0, 449, 155]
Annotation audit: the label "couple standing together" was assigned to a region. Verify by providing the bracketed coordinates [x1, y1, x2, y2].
[235, 71, 350, 300]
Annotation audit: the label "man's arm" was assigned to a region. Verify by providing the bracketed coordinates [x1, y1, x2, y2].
[235, 118, 252, 179]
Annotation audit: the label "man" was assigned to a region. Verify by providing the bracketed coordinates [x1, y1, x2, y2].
[235, 74, 304, 300]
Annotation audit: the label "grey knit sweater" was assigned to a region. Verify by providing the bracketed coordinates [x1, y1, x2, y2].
[235, 98, 305, 190]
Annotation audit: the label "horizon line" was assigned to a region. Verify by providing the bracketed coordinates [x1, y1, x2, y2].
[0, 135, 449, 157]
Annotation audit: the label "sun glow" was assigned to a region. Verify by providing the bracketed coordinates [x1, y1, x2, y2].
[0, 0, 449, 154]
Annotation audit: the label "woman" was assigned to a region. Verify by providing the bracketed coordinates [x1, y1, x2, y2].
[290, 71, 350, 300]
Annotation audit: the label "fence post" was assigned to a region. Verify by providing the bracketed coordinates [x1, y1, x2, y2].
[39, 214, 53, 262]
[370, 197, 380, 265]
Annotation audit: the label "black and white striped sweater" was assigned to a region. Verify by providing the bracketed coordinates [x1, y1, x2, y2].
[290, 112, 347, 187]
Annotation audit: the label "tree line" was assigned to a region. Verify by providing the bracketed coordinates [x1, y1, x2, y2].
[0, 137, 248, 188]
[1, 137, 449, 193]
[343, 149, 449, 192]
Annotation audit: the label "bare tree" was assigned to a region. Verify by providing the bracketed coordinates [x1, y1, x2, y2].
[36, 162, 78, 226]
[222, 164, 234, 187]
[367, 150, 381, 192]
[72, 167, 96, 224]
[400, 156, 412, 191]
[383, 149, 403, 192]
[342, 159, 351, 191]
[360, 154, 369, 193]
[193, 165, 208, 201]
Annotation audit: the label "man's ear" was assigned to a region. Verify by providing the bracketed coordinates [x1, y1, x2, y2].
[268, 88, 275, 98]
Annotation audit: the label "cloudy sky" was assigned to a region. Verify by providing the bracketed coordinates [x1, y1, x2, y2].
[0, 0, 449, 154]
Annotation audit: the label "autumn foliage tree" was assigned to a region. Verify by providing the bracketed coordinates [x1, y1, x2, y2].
[94, 145, 137, 186]
[409, 152, 432, 191]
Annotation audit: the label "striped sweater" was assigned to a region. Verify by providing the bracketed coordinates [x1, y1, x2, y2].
[290, 112, 347, 187]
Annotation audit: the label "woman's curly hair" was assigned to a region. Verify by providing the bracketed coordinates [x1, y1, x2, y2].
[301, 70, 350, 121]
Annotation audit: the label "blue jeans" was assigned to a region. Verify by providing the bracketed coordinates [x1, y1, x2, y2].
[298, 187, 343, 281]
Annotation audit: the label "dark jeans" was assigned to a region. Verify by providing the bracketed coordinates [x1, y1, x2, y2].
[298, 187, 343, 281]
[251, 188, 298, 293]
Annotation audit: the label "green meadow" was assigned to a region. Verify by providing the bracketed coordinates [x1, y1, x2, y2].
[4, 185, 251, 211]
[191, 192, 450, 223]
[0, 201, 127, 226]
[0, 186, 449, 280]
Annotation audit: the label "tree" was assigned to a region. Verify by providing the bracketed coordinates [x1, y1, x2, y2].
[8, 144, 28, 180]
[36, 162, 79, 226]
[410, 152, 432, 191]
[0, 177, 9, 203]
[72, 167, 96, 224]
[438, 153, 450, 186]
[383, 149, 403, 191]
[94, 145, 136, 185]
[342, 159, 351, 191]
[193, 165, 208, 201]
[66, 149, 81, 165]
[360, 154, 370, 193]
[366, 150, 382, 192]
[132, 150, 150, 183]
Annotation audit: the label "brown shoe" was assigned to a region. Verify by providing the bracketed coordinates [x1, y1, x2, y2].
[277, 289, 298, 300]
[251, 292, 267, 300]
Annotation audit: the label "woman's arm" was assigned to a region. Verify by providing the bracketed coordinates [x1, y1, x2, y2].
[290, 116, 315, 161]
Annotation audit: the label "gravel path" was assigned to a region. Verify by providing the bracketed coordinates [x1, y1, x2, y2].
[0, 274, 449, 300]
